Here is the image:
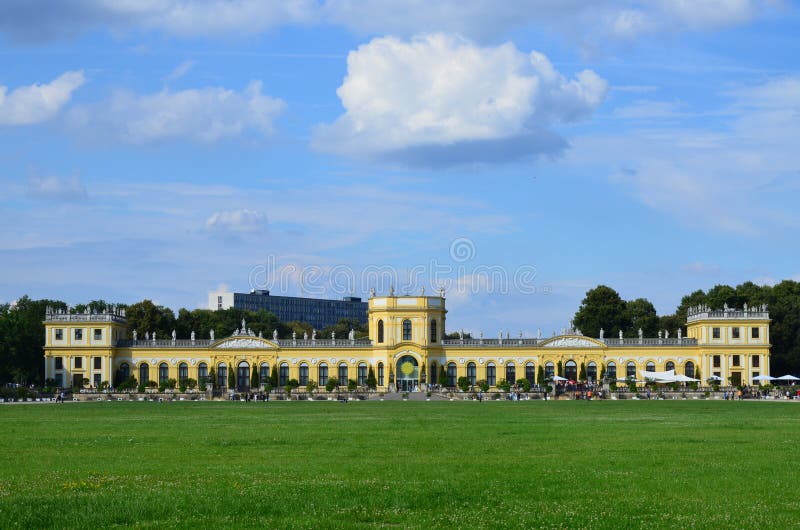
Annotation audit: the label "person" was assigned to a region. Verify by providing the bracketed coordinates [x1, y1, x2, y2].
[59, 391, 64, 404]
[478, 390, 483, 402]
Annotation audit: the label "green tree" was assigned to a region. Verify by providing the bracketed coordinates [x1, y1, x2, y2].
[227, 364, 235, 389]
[457, 376, 470, 392]
[366, 365, 377, 390]
[557, 360, 563, 378]
[126, 300, 176, 339]
[270, 365, 278, 388]
[326, 376, 339, 393]
[623, 298, 659, 338]
[250, 366, 259, 389]
[537, 365, 545, 385]
[438, 365, 448, 387]
[517, 377, 531, 392]
[573, 285, 629, 339]
[579, 363, 586, 381]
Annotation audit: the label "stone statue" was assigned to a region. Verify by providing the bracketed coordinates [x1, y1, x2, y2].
[618, 330, 623, 340]
[439, 287, 445, 298]
[292, 331, 297, 341]
[210, 329, 215, 340]
[499, 330, 503, 341]
[389, 285, 395, 296]
[599, 328, 604, 339]
[369, 287, 376, 298]
[479, 331, 484, 339]
[420, 286, 425, 295]
[151, 331, 156, 340]
[658, 330, 662, 339]
[172, 329, 176, 341]
[303, 331, 308, 341]
[331, 331, 336, 340]
[190, 330, 195, 341]
[241, 318, 246, 330]
[273, 329, 278, 341]
[145, 331, 149, 340]
[349, 328, 355, 340]
[458, 330, 463, 340]
[133, 330, 138, 341]
[638, 328, 643, 339]
[678, 328, 682, 340]
[312, 329, 317, 340]
[665, 330, 669, 339]
[258, 331, 263, 338]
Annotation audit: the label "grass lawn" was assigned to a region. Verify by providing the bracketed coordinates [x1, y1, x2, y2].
[1, 400, 799, 528]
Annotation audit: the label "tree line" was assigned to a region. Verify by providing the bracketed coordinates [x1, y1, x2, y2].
[573, 280, 800, 375]
[1, 279, 799, 385]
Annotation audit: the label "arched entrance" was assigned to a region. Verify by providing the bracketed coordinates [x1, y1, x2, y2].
[237, 361, 250, 392]
[396, 355, 420, 392]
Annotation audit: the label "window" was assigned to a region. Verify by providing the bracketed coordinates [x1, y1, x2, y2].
[159, 363, 169, 385]
[357, 363, 367, 386]
[55, 374, 63, 388]
[93, 357, 102, 370]
[752, 356, 760, 368]
[430, 362, 437, 384]
[94, 374, 101, 388]
[217, 364, 227, 387]
[179, 363, 188, 382]
[506, 363, 516, 384]
[55, 329, 63, 341]
[626, 361, 636, 379]
[217, 295, 223, 310]
[318, 363, 328, 386]
[260, 363, 269, 384]
[526, 363, 535, 383]
[55, 357, 63, 370]
[119, 363, 130, 381]
[665, 361, 675, 372]
[713, 355, 721, 368]
[402, 319, 412, 341]
[752, 327, 760, 339]
[752, 371, 760, 381]
[299, 363, 309, 386]
[74, 329, 83, 341]
[75, 357, 83, 369]
[487, 363, 496, 386]
[587, 362, 597, 382]
[279, 363, 289, 387]
[139, 363, 149, 384]
[198, 363, 208, 384]
[607, 362, 617, 381]
[712, 327, 720, 339]
[93, 328, 102, 340]
[377, 320, 384, 343]
[467, 362, 476, 386]
[684, 361, 695, 379]
[565, 361, 577, 381]
[646, 362, 655, 372]
[545, 362, 555, 380]
[447, 362, 457, 387]
[378, 363, 384, 387]
[732, 355, 740, 366]
[732, 327, 740, 339]
[430, 320, 437, 343]
[338, 363, 348, 385]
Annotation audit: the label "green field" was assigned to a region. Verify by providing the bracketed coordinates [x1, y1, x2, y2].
[1, 400, 799, 528]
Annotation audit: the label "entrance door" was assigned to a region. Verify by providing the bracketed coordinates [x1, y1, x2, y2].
[237, 362, 250, 392]
[396, 355, 419, 392]
[730, 372, 742, 387]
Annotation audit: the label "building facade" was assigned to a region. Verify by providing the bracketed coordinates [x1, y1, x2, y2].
[44, 294, 771, 391]
[208, 288, 368, 330]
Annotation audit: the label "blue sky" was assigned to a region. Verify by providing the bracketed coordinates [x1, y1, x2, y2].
[1, 1, 799, 336]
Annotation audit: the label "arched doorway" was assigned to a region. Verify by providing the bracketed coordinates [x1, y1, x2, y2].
[565, 360, 577, 381]
[396, 355, 419, 392]
[237, 361, 250, 392]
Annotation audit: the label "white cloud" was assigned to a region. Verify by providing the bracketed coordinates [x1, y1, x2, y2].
[27, 173, 88, 201]
[164, 60, 196, 83]
[0, 71, 84, 126]
[312, 34, 608, 166]
[66, 81, 285, 144]
[205, 209, 268, 235]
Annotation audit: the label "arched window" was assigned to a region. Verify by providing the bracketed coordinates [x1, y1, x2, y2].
[299, 363, 309, 386]
[260, 363, 269, 384]
[447, 362, 457, 387]
[646, 361, 656, 372]
[279, 363, 289, 387]
[357, 363, 367, 386]
[665, 361, 675, 372]
[402, 319, 412, 341]
[587, 362, 597, 382]
[467, 362, 476, 385]
[626, 361, 636, 379]
[525, 362, 535, 383]
[217, 364, 227, 388]
[430, 320, 437, 343]
[139, 363, 149, 384]
[378, 362, 384, 387]
[607, 362, 617, 381]
[237, 361, 250, 390]
[318, 363, 328, 386]
[119, 363, 130, 381]
[487, 362, 496, 386]
[430, 362, 437, 384]
[377, 319, 384, 343]
[545, 362, 555, 380]
[178, 362, 188, 383]
[506, 362, 516, 384]
[159, 363, 169, 385]
[564, 360, 577, 381]
[685, 361, 695, 379]
[338, 363, 348, 384]
[198, 362, 208, 384]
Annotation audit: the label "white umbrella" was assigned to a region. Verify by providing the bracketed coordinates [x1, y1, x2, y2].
[752, 375, 774, 382]
[707, 375, 722, 381]
[674, 374, 699, 383]
[776, 375, 800, 383]
[551, 375, 568, 382]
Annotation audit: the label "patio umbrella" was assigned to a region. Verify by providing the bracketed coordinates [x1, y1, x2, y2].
[551, 375, 567, 382]
[752, 375, 774, 382]
[707, 375, 722, 382]
[776, 375, 800, 383]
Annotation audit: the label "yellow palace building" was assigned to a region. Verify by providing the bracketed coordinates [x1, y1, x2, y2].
[43, 293, 771, 392]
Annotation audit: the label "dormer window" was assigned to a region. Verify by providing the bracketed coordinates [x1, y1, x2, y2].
[732, 327, 740, 339]
[712, 327, 720, 339]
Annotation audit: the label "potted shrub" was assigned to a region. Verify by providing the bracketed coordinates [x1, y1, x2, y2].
[325, 377, 339, 393]
[457, 376, 470, 393]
